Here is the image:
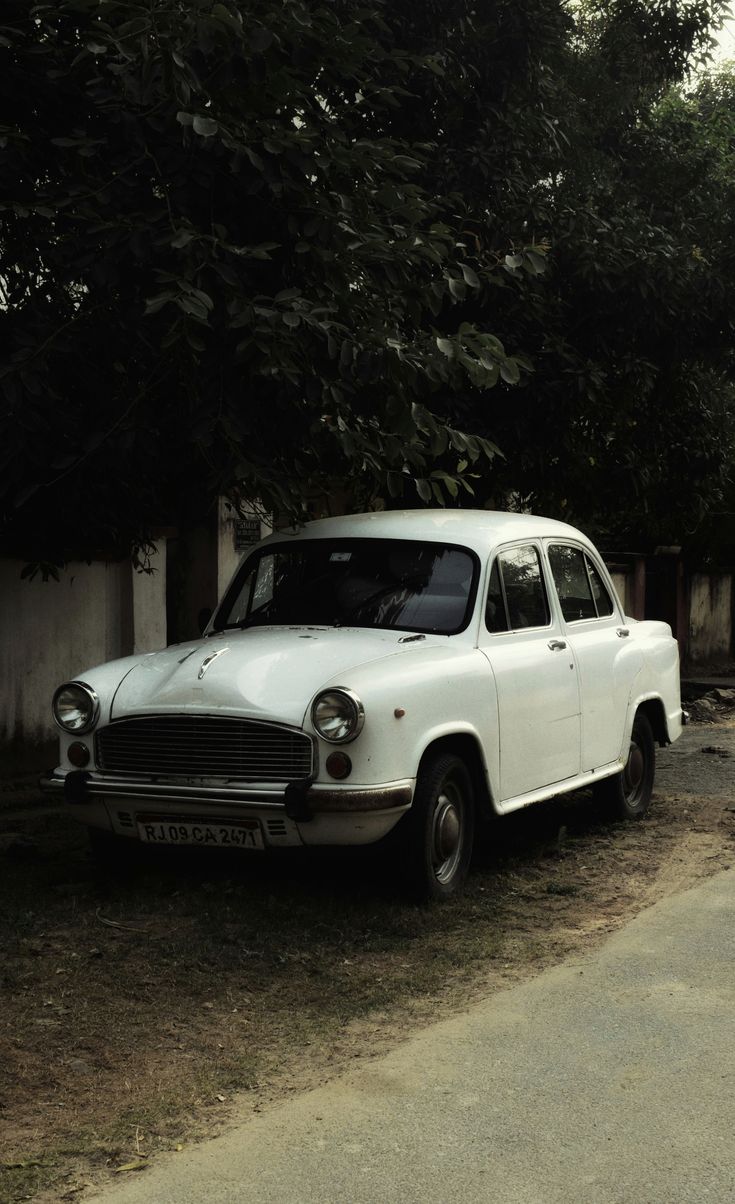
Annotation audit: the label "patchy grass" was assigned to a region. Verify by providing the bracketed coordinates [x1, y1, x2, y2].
[1, 784, 734, 1203]
[0, 1161, 58, 1204]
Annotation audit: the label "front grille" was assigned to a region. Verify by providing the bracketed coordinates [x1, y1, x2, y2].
[96, 716, 313, 783]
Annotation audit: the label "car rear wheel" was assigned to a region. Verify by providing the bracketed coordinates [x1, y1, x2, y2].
[595, 712, 655, 820]
[399, 751, 475, 901]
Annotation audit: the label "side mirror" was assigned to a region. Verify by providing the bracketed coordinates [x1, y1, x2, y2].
[198, 606, 214, 635]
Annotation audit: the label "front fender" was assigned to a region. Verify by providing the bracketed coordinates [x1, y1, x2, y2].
[308, 647, 498, 790]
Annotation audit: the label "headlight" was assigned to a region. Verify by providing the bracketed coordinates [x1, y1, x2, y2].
[52, 682, 100, 734]
[311, 688, 365, 743]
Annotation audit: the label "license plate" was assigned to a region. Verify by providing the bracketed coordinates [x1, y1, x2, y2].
[136, 818, 263, 849]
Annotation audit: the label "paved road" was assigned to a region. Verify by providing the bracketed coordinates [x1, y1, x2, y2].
[97, 861, 735, 1204]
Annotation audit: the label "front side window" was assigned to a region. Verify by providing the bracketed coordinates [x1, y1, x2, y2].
[484, 545, 550, 633]
[214, 539, 478, 635]
[547, 544, 614, 622]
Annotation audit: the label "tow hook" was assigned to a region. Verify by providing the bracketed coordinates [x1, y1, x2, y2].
[64, 771, 91, 804]
[284, 775, 316, 823]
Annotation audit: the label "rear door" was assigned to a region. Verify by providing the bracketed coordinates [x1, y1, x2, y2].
[478, 542, 581, 803]
[545, 542, 643, 772]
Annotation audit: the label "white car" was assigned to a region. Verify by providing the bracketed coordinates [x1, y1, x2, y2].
[42, 510, 683, 899]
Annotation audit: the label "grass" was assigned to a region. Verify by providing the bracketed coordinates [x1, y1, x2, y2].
[0, 1161, 59, 1204]
[0, 787, 731, 1202]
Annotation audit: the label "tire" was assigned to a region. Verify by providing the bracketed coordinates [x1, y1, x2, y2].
[595, 712, 655, 820]
[400, 751, 475, 901]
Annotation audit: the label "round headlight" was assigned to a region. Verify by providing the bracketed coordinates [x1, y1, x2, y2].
[52, 682, 100, 734]
[311, 688, 364, 744]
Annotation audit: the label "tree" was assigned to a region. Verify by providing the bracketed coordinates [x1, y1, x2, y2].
[3, 0, 734, 568]
[0, 0, 533, 565]
[403, 0, 735, 547]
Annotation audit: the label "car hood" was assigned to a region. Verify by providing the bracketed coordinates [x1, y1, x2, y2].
[110, 626, 445, 727]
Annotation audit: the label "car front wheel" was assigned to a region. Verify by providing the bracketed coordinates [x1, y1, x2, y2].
[595, 711, 655, 820]
[401, 751, 475, 901]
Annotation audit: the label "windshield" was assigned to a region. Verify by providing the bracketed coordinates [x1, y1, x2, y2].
[214, 538, 478, 635]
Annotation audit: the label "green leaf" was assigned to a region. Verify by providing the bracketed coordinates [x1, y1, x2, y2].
[243, 147, 264, 171]
[190, 287, 214, 311]
[250, 26, 274, 52]
[193, 115, 218, 137]
[212, 3, 243, 29]
[459, 263, 480, 288]
[436, 337, 454, 358]
[500, 359, 520, 385]
[525, 250, 547, 275]
[391, 155, 422, 172]
[386, 471, 403, 498]
[177, 296, 209, 319]
[144, 293, 173, 315]
[415, 478, 432, 502]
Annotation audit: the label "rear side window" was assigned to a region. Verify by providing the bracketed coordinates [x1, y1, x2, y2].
[547, 544, 614, 622]
[485, 545, 550, 633]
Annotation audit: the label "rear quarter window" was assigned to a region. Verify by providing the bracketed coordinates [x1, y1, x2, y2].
[547, 544, 614, 622]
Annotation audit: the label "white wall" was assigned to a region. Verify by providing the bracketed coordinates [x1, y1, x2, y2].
[608, 569, 629, 615]
[688, 573, 732, 664]
[131, 550, 167, 654]
[216, 500, 271, 599]
[217, 498, 243, 599]
[166, 504, 270, 645]
[1, 542, 166, 763]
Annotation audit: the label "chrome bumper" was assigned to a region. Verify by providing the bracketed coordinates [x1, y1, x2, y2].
[40, 771, 412, 818]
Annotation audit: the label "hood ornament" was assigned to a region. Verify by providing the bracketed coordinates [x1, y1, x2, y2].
[197, 647, 230, 679]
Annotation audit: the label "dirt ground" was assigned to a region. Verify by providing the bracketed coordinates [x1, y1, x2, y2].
[2, 710, 734, 1203]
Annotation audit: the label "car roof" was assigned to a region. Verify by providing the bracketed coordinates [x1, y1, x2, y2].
[263, 510, 596, 556]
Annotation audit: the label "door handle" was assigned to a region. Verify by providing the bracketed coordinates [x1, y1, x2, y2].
[616, 627, 630, 638]
[548, 639, 567, 651]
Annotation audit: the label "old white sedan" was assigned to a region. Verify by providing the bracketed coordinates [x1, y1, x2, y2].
[42, 510, 683, 899]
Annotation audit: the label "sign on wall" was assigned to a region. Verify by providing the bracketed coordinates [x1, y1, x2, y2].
[234, 518, 261, 550]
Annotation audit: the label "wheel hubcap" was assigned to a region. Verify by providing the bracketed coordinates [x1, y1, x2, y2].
[624, 740, 645, 801]
[431, 784, 464, 884]
[435, 799, 460, 861]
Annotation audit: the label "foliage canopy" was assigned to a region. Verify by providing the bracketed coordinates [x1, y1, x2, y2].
[1, 0, 532, 561]
[1, 0, 734, 563]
